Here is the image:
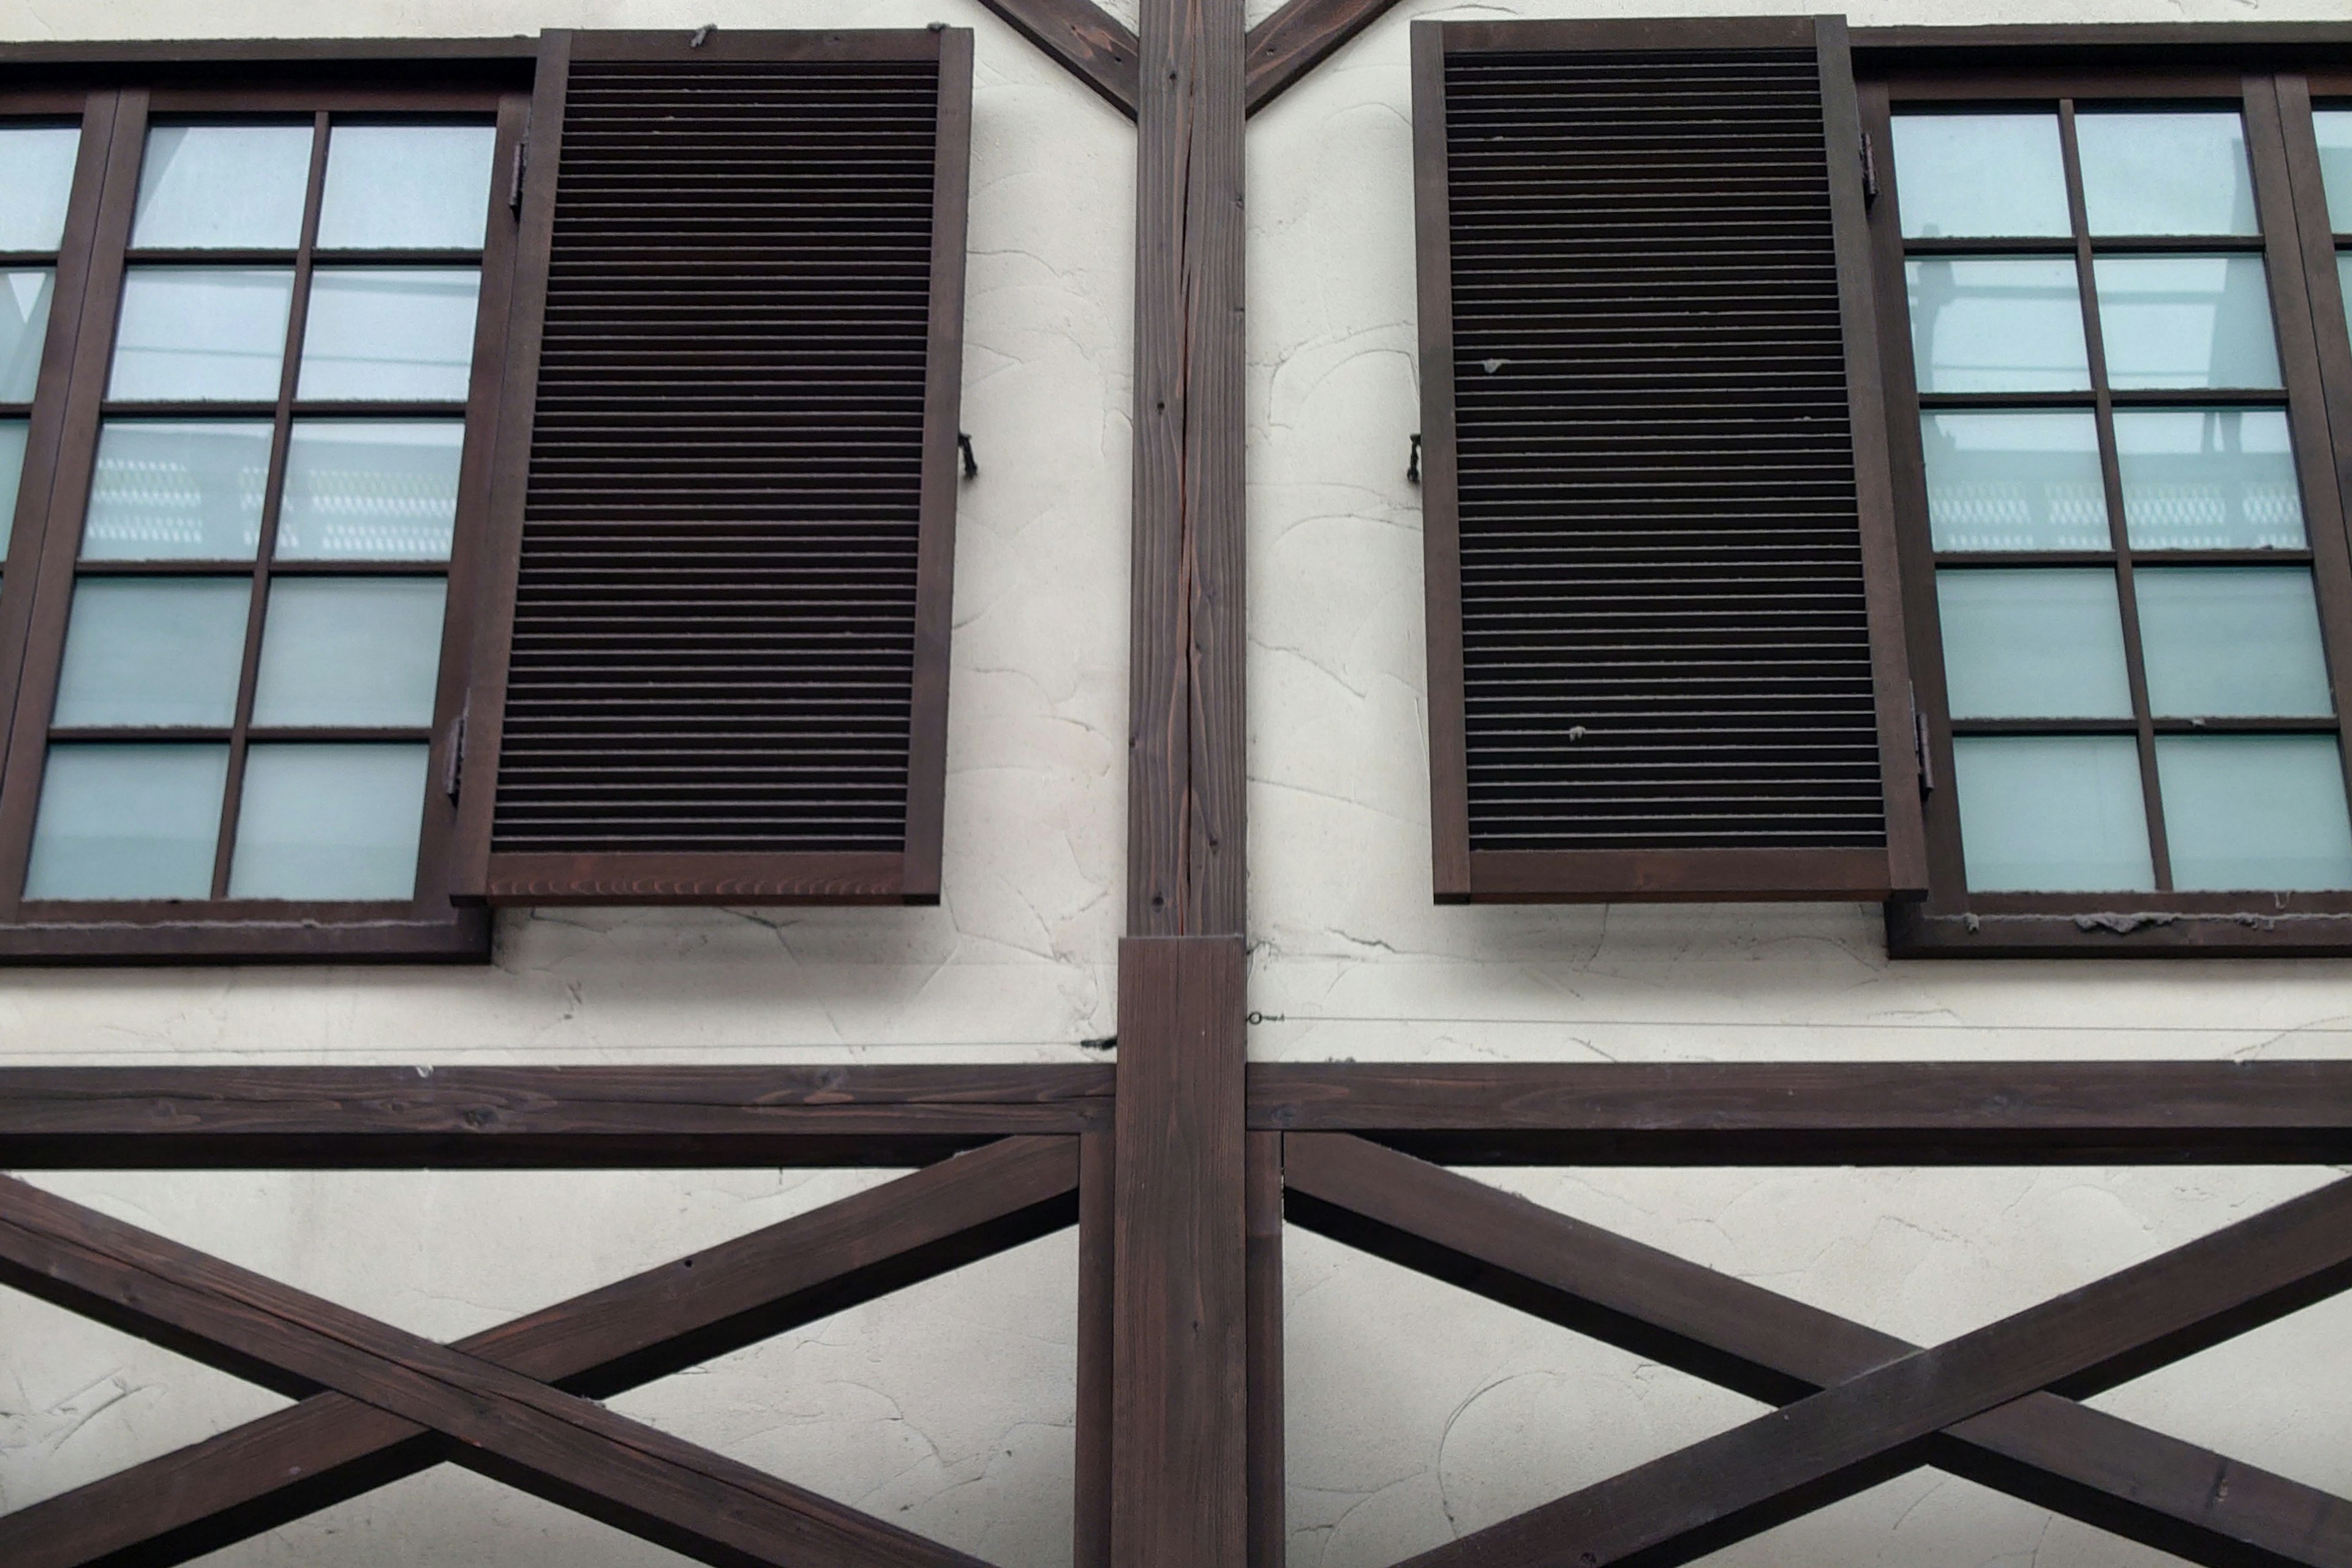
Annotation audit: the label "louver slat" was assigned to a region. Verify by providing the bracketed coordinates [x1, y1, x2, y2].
[1414, 16, 1921, 902]
[459, 29, 970, 905]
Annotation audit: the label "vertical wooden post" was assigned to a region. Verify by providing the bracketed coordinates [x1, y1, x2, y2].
[1112, 0, 1250, 1558]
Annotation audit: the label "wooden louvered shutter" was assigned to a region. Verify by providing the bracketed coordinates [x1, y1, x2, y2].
[1414, 15, 1923, 903]
[455, 28, 970, 905]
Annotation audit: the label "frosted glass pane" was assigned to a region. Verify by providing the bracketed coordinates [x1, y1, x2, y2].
[297, 268, 478, 401]
[2159, 735, 2352, 890]
[1937, 568, 2133, 718]
[24, 743, 227, 899]
[1954, 736, 2154, 891]
[2312, 111, 2351, 234]
[0, 418, 26, 559]
[2076, 113, 2259, 237]
[228, 742, 426, 899]
[81, 420, 271, 560]
[2114, 409, 2302, 551]
[317, 125, 497, 251]
[1905, 258, 2090, 393]
[276, 420, 461, 560]
[2094, 255, 2280, 390]
[1921, 412, 2108, 551]
[0, 126, 80, 251]
[1890, 114, 2070, 239]
[2135, 567, 2333, 718]
[131, 124, 311, 250]
[251, 577, 445, 726]
[53, 578, 249, 727]
[110, 267, 292, 401]
[0, 268, 53, 401]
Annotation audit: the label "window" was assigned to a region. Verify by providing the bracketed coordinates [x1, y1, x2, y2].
[0, 31, 972, 961]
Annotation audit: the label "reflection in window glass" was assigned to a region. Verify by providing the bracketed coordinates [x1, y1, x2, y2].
[1954, 736, 2154, 891]
[2313, 110, 2352, 235]
[0, 126, 81, 252]
[1921, 411, 2107, 552]
[80, 420, 273, 561]
[1905, 258, 2089, 393]
[0, 419, 26, 560]
[1936, 569, 2134, 719]
[276, 420, 462, 560]
[296, 268, 480, 401]
[2094, 255, 2280, 390]
[52, 578, 251, 728]
[2114, 409, 2302, 551]
[109, 267, 293, 402]
[25, 743, 230, 899]
[2158, 736, 2352, 890]
[228, 743, 428, 899]
[130, 124, 312, 251]
[2135, 568, 2333, 718]
[251, 578, 447, 727]
[2076, 113, 2259, 236]
[0, 268, 53, 401]
[1891, 115, 2070, 239]
[316, 124, 498, 251]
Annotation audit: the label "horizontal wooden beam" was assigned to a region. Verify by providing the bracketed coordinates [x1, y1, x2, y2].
[1286, 1134, 2352, 1568]
[1243, 0, 1404, 114]
[1250, 1061, 2352, 1163]
[0, 1065, 1112, 1167]
[973, 0, 1139, 116]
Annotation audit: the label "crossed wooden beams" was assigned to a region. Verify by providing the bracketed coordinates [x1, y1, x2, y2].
[974, 0, 1403, 118]
[1, 1061, 2350, 1568]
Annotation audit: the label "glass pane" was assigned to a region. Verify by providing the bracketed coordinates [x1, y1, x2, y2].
[1921, 411, 2108, 552]
[0, 126, 81, 251]
[1905, 258, 2090, 393]
[52, 577, 250, 727]
[2158, 736, 2352, 890]
[2115, 409, 2303, 551]
[130, 124, 312, 251]
[2135, 567, 2333, 718]
[2312, 110, 2351, 235]
[251, 577, 446, 726]
[109, 267, 293, 402]
[1953, 735, 2154, 891]
[0, 268, 54, 401]
[1890, 114, 2070, 239]
[80, 420, 272, 561]
[24, 742, 228, 899]
[316, 124, 498, 251]
[228, 742, 427, 899]
[276, 420, 462, 560]
[2076, 112, 2260, 237]
[297, 268, 479, 402]
[1937, 568, 2134, 718]
[2093, 255, 2281, 390]
[0, 418, 26, 560]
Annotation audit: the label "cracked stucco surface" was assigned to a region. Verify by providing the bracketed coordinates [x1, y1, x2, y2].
[2, 0, 2350, 1562]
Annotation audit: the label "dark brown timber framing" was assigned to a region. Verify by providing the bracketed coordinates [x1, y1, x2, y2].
[973, 0, 1141, 116]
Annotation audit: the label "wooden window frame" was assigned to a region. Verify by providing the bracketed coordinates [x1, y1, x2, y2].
[1858, 28, 2352, 956]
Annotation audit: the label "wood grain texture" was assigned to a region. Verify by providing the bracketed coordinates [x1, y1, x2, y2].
[972, 0, 1140, 116]
[1128, 0, 1246, 937]
[1113, 936, 1249, 1568]
[0, 1137, 1078, 1568]
[0, 1174, 1003, 1568]
[1246, 1131, 1285, 1568]
[1286, 1134, 2352, 1568]
[1243, 0, 1404, 114]
[0, 1065, 1113, 1167]
[1248, 1060, 2352, 1164]
[1073, 1129, 1115, 1568]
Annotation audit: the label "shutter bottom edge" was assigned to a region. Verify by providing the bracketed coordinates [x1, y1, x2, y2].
[1454, 846, 1896, 903]
[481, 850, 910, 906]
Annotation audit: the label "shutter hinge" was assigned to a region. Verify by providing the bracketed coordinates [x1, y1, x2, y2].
[1860, 130, 1879, 206]
[508, 136, 528, 214]
[1910, 684, 1933, 794]
[1406, 432, 1422, 484]
[444, 696, 470, 801]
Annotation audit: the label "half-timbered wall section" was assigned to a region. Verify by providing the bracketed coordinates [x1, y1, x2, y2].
[3, 1, 2351, 1567]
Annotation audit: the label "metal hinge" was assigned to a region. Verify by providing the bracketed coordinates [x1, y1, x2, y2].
[1860, 130, 1879, 206]
[508, 137, 528, 214]
[1910, 684, 1932, 794]
[444, 697, 470, 801]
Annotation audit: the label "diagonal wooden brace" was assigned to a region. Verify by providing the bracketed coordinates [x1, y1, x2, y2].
[1286, 1134, 2352, 1568]
[0, 1138, 1080, 1568]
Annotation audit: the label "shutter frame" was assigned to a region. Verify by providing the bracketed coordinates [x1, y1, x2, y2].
[455, 27, 971, 906]
[1414, 13, 1925, 903]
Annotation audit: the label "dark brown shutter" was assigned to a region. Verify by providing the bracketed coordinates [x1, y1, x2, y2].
[456, 28, 970, 905]
[1413, 15, 1923, 903]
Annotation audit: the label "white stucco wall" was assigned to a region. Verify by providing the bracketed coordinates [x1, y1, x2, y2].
[2, 0, 2349, 1562]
